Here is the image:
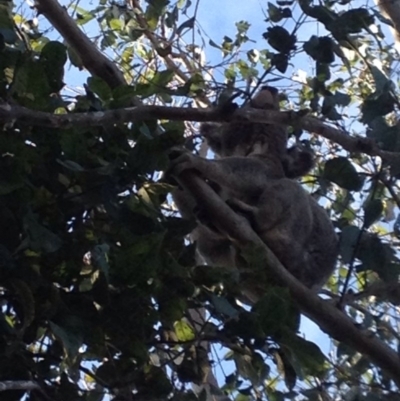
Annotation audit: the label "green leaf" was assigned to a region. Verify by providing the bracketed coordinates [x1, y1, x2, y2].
[39, 41, 67, 92]
[87, 76, 112, 101]
[323, 157, 364, 191]
[210, 294, 239, 318]
[356, 235, 397, 281]
[339, 225, 361, 264]
[112, 85, 141, 107]
[366, 119, 400, 152]
[267, 2, 283, 22]
[234, 352, 268, 386]
[50, 320, 84, 362]
[91, 243, 110, 282]
[363, 199, 383, 228]
[109, 18, 123, 31]
[253, 287, 300, 336]
[272, 348, 297, 390]
[67, 45, 84, 69]
[370, 65, 391, 93]
[12, 60, 51, 105]
[57, 159, 86, 172]
[209, 39, 222, 49]
[281, 335, 327, 377]
[145, 0, 169, 30]
[267, 3, 291, 22]
[152, 69, 175, 88]
[23, 211, 62, 253]
[174, 319, 195, 341]
[0, 27, 17, 44]
[74, 6, 96, 24]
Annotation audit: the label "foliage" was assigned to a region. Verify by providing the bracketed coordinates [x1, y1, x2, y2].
[1, 0, 400, 400]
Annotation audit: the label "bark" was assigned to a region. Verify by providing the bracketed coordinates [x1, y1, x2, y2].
[1, 101, 399, 165]
[375, 0, 400, 52]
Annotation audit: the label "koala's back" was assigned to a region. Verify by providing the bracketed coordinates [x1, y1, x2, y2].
[302, 198, 338, 289]
[246, 178, 338, 289]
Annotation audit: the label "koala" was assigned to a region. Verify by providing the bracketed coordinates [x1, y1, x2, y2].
[170, 87, 338, 293]
[201, 86, 314, 179]
[170, 151, 337, 290]
[201, 86, 287, 160]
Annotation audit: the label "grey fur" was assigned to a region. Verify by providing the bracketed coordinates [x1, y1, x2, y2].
[171, 87, 338, 293]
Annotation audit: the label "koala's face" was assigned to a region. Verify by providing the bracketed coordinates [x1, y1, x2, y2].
[218, 122, 260, 157]
[200, 122, 254, 157]
[250, 86, 280, 110]
[200, 87, 285, 159]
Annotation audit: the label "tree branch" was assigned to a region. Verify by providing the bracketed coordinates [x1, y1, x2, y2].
[175, 170, 400, 387]
[2, 101, 400, 164]
[0, 380, 40, 392]
[375, 0, 400, 53]
[128, 0, 188, 85]
[126, 0, 210, 107]
[34, 0, 130, 93]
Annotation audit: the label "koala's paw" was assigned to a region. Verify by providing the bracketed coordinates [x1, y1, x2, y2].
[168, 148, 199, 176]
[168, 146, 186, 161]
[226, 198, 257, 228]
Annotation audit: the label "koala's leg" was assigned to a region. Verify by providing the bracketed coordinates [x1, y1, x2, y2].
[172, 177, 239, 268]
[225, 198, 259, 229]
[228, 183, 318, 285]
[172, 186, 198, 220]
[195, 225, 237, 268]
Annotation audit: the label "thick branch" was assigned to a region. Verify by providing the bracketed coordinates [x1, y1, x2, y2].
[34, 0, 130, 93]
[176, 171, 400, 387]
[2, 102, 400, 164]
[375, 0, 400, 53]
[0, 380, 40, 392]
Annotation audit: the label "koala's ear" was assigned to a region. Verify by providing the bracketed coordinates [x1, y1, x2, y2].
[283, 145, 315, 178]
[200, 123, 223, 154]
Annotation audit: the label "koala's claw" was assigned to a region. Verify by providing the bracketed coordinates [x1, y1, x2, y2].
[168, 146, 186, 160]
[168, 149, 199, 177]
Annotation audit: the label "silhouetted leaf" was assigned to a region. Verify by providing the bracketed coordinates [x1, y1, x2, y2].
[49, 320, 84, 362]
[304, 36, 335, 63]
[176, 17, 195, 35]
[210, 294, 239, 318]
[263, 26, 296, 54]
[339, 225, 361, 264]
[282, 335, 327, 377]
[23, 211, 62, 253]
[323, 157, 364, 191]
[271, 348, 297, 390]
[361, 92, 396, 124]
[363, 199, 383, 228]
